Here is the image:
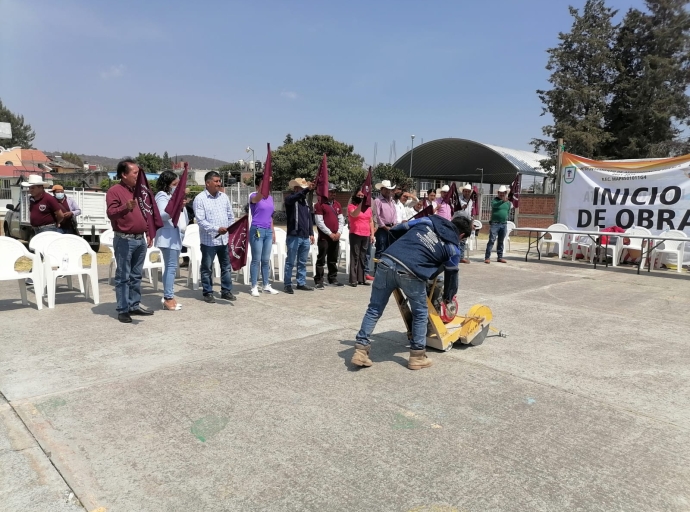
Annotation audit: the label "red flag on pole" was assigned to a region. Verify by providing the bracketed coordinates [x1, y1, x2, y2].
[509, 173, 521, 208]
[360, 166, 373, 213]
[314, 154, 329, 199]
[133, 169, 163, 241]
[259, 143, 272, 199]
[447, 182, 462, 214]
[227, 215, 249, 271]
[164, 162, 188, 227]
[412, 204, 434, 219]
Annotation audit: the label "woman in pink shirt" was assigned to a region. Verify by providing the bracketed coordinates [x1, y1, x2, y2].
[347, 190, 375, 287]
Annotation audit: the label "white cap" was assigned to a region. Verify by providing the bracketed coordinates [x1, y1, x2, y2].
[440, 185, 450, 192]
[497, 185, 510, 193]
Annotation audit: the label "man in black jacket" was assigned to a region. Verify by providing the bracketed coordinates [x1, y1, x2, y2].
[283, 178, 315, 294]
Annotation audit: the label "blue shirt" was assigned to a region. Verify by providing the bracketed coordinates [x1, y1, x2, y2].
[193, 189, 235, 246]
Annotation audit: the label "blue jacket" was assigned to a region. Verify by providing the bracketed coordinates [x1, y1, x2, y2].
[383, 216, 460, 300]
[284, 188, 313, 238]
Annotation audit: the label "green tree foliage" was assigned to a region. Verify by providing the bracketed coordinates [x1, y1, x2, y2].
[0, 99, 36, 149]
[135, 152, 163, 173]
[162, 151, 172, 170]
[60, 152, 84, 168]
[605, 0, 690, 158]
[531, 0, 618, 168]
[271, 134, 365, 190]
[372, 163, 413, 191]
[284, 133, 294, 145]
[217, 162, 243, 174]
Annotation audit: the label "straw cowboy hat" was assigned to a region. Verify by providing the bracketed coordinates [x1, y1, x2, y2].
[497, 185, 510, 193]
[375, 180, 396, 190]
[440, 185, 450, 192]
[462, 184, 472, 191]
[50, 184, 65, 192]
[21, 175, 49, 187]
[289, 177, 309, 189]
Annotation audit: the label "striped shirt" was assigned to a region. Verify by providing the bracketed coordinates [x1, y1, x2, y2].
[193, 189, 235, 246]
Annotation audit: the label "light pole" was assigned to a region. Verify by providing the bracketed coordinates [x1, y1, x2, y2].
[246, 146, 255, 184]
[409, 135, 415, 183]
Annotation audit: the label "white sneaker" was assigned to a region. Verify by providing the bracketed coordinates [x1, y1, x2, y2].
[250, 287, 260, 297]
[263, 284, 279, 295]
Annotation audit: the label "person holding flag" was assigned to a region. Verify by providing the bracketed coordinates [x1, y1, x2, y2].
[347, 188, 375, 287]
[155, 170, 189, 311]
[193, 171, 237, 303]
[436, 185, 453, 220]
[106, 159, 155, 323]
[283, 177, 315, 294]
[248, 172, 279, 297]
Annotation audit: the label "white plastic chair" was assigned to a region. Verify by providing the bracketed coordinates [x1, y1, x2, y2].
[650, 230, 687, 272]
[30, 232, 84, 297]
[601, 231, 623, 267]
[468, 220, 482, 252]
[539, 223, 569, 259]
[271, 228, 287, 282]
[143, 246, 165, 291]
[620, 226, 652, 264]
[101, 228, 117, 284]
[42, 235, 99, 308]
[569, 233, 597, 264]
[181, 224, 220, 290]
[505, 221, 516, 252]
[337, 226, 350, 274]
[0, 236, 43, 310]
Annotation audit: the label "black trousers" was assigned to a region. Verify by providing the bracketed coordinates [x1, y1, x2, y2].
[315, 237, 340, 284]
[349, 233, 369, 284]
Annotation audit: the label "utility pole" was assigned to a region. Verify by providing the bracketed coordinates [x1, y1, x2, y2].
[554, 138, 564, 223]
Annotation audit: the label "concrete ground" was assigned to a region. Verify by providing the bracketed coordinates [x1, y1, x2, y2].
[0, 242, 689, 512]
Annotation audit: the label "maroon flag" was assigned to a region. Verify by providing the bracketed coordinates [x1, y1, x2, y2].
[509, 173, 521, 208]
[314, 153, 329, 199]
[227, 215, 249, 271]
[471, 186, 480, 217]
[413, 204, 434, 219]
[447, 182, 462, 213]
[259, 143, 272, 199]
[164, 162, 188, 227]
[133, 169, 163, 241]
[360, 166, 373, 213]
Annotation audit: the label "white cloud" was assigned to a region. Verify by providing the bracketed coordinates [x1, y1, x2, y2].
[280, 91, 298, 100]
[100, 65, 125, 80]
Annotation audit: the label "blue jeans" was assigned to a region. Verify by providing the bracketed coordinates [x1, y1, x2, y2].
[200, 244, 233, 295]
[159, 247, 179, 300]
[249, 226, 273, 288]
[485, 222, 507, 260]
[284, 236, 310, 287]
[35, 225, 62, 234]
[356, 257, 428, 351]
[458, 237, 466, 260]
[113, 235, 147, 313]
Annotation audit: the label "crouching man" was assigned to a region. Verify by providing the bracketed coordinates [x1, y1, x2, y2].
[351, 214, 472, 370]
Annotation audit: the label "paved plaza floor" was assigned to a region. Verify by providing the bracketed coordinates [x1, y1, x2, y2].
[1, 244, 689, 512]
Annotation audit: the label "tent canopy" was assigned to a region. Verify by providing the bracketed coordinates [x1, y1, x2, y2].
[392, 138, 549, 185]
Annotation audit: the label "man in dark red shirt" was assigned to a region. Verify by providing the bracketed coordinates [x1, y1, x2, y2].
[22, 175, 65, 234]
[314, 184, 345, 289]
[106, 159, 154, 323]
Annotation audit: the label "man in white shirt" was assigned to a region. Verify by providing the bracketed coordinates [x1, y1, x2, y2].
[394, 190, 419, 223]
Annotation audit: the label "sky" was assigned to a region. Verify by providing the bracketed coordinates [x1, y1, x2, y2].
[0, 0, 648, 165]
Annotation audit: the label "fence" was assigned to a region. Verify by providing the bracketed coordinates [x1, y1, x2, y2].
[224, 184, 285, 221]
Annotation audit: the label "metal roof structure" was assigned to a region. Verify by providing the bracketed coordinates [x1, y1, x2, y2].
[392, 138, 550, 184]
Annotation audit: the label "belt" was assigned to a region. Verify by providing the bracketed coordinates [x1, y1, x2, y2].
[114, 231, 145, 240]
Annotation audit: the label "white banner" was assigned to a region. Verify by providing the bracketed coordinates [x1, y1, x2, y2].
[559, 153, 690, 236]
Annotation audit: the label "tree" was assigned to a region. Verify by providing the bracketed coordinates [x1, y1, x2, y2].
[284, 133, 294, 145]
[61, 152, 84, 168]
[0, 99, 36, 149]
[217, 162, 243, 174]
[605, 0, 690, 158]
[531, 0, 618, 167]
[162, 151, 172, 170]
[270, 134, 365, 190]
[372, 163, 413, 191]
[135, 152, 163, 173]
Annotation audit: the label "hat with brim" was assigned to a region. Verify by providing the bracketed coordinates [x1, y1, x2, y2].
[50, 184, 64, 192]
[21, 175, 48, 187]
[462, 184, 472, 191]
[375, 179, 396, 190]
[289, 177, 309, 189]
[440, 185, 450, 192]
[498, 185, 510, 193]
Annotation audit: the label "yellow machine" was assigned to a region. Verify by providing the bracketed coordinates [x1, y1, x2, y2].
[393, 280, 504, 351]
